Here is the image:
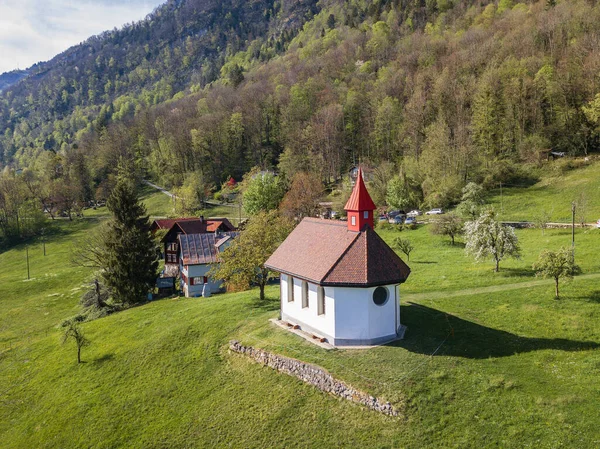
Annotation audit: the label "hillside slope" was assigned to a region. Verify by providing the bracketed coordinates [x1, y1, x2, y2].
[2, 219, 600, 448]
[1, 0, 600, 228]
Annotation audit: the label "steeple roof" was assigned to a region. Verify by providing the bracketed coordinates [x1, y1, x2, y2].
[344, 167, 376, 211]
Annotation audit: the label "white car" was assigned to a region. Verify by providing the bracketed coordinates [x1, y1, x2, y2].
[596, 219, 600, 229]
[425, 208, 444, 215]
[407, 209, 422, 217]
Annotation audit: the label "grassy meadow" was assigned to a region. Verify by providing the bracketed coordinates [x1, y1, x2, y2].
[487, 158, 600, 223]
[2, 163, 600, 448]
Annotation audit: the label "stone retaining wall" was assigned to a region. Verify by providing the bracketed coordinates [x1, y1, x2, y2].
[229, 340, 398, 416]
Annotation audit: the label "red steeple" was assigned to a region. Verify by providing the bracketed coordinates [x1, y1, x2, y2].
[344, 167, 376, 232]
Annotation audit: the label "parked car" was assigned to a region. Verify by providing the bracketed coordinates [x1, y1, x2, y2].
[596, 219, 600, 229]
[378, 215, 388, 222]
[392, 216, 403, 225]
[387, 210, 400, 218]
[425, 208, 444, 215]
[404, 216, 416, 225]
[407, 209, 422, 217]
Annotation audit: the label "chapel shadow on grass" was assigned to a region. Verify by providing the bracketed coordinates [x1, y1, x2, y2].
[390, 303, 600, 358]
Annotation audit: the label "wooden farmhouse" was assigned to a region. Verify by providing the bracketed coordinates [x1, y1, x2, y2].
[151, 217, 236, 271]
[265, 168, 411, 347]
[178, 231, 238, 297]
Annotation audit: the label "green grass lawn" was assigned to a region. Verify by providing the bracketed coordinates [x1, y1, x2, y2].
[2, 193, 600, 447]
[487, 159, 600, 223]
[377, 224, 600, 294]
[80, 186, 175, 219]
[139, 185, 175, 217]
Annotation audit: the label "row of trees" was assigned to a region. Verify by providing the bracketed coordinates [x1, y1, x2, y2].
[428, 203, 579, 299]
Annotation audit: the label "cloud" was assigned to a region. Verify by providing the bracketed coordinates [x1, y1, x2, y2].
[0, 0, 164, 74]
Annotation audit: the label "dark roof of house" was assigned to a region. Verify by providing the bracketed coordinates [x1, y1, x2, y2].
[179, 232, 239, 265]
[344, 167, 376, 211]
[264, 218, 410, 287]
[158, 218, 236, 242]
[151, 217, 197, 231]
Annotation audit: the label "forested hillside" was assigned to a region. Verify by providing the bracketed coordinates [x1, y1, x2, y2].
[0, 0, 319, 163]
[2, 0, 600, 244]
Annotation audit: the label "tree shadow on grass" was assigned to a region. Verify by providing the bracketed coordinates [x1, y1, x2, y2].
[92, 353, 115, 364]
[575, 290, 600, 304]
[249, 296, 280, 312]
[389, 303, 599, 358]
[499, 267, 536, 278]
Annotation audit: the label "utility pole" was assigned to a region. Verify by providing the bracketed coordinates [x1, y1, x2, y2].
[571, 201, 576, 262]
[41, 227, 46, 256]
[26, 245, 30, 280]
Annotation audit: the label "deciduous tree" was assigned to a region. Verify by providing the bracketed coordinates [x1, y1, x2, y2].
[456, 182, 485, 220]
[431, 213, 463, 245]
[393, 237, 414, 261]
[210, 210, 293, 301]
[62, 320, 90, 364]
[242, 168, 285, 216]
[465, 209, 520, 272]
[280, 172, 323, 220]
[533, 247, 580, 299]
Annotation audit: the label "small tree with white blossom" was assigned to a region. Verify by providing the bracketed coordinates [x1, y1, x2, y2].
[465, 209, 521, 272]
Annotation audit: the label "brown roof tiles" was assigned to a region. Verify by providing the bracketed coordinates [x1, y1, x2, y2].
[265, 218, 410, 287]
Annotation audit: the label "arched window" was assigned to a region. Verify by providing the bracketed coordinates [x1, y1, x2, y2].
[302, 281, 309, 308]
[287, 276, 294, 302]
[317, 286, 325, 315]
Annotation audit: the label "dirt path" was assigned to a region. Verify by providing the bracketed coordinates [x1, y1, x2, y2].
[403, 272, 600, 301]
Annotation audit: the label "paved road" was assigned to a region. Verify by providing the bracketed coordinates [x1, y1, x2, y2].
[403, 272, 600, 302]
[142, 179, 179, 198]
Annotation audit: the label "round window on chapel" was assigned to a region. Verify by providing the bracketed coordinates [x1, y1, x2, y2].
[373, 287, 388, 306]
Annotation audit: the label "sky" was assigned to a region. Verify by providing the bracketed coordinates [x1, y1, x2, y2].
[0, 0, 166, 74]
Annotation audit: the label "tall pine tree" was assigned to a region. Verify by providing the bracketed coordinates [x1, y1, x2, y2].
[103, 160, 158, 305]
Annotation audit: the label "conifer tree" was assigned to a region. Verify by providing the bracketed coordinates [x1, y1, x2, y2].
[102, 160, 158, 305]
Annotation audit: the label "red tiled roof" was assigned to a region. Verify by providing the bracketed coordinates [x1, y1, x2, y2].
[344, 167, 376, 212]
[264, 218, 410, 286]
[151, 217, 197, 231]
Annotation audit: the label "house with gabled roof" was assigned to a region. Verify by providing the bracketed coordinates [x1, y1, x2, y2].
[150, 217, 236, 269]
[178, 231, 239, 297]
[265, 168, 410, 347]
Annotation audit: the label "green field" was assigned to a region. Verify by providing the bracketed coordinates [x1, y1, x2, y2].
[487, 159, 600, 223]
[2, 165, 600, 448]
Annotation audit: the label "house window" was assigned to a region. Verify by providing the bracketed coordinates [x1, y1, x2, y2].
[287, 276, 294, 302]
[373, 286, 389, 306]
[191, 276, 207, 285]
[317, 286, 325, 315]
[351, 216, 356, 226]
[302, 281, 308, 308]
[363, 211, 369, 219]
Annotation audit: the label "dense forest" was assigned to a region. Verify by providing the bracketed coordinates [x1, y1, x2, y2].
[2, 0, 600, 244]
